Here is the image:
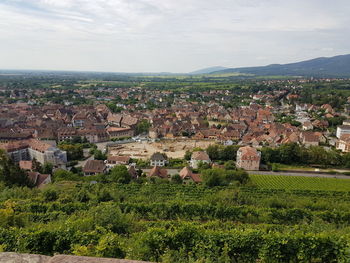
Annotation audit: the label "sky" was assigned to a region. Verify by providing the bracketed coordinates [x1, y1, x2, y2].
[0, 0, 349, 73]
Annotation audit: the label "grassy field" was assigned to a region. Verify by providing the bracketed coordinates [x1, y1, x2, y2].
[250, 174, 350, 191]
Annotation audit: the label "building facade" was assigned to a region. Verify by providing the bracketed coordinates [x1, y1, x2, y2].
[236, 146, 261, 171]
[190, 151, 211, 169]
[0, 139, 67, 169]
[150, 152, 168, 167]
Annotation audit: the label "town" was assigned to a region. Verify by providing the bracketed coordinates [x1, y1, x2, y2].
[1, 75, 350, 187]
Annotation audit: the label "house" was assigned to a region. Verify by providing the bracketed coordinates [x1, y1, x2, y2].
[106, 155, 131, 169]
[321, 104, 334, 114]
[336, 134, 350, 152]
[121, 115, 138, 128]
[107, 127, 134, 139]
[57, 127, 79, 142]
[0, 130, 33, 143]
[312, 119, 329, 129]
[0, 139, 67, 169]
[336, 125, 350, 139]
[150, 152, 168, 167]
[236, 146, 261, 171]
[148, 166, 168, 178]
[27, 172, 51, 188]
[72, 111, 90, 127]
[148, 128, 159, 139]
[83, 160, 106, 176]
[302, 121, 313, 131]
[190, 151, 211, 169]
[179, 166, 202, 183]
[300, 131, 319, 147]
[107, 113, 123, 127]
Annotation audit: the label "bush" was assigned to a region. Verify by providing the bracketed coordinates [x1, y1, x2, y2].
[43, 189, 58, 202]
[92, 204, 133, 234]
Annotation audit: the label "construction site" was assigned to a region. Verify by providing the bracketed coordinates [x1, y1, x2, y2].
[107, 139, 216, 159]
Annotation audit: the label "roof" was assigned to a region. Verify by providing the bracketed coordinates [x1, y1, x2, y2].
[237, 146, 261, 161]
[19, 160, 33, 170]
[57, 127, 78, 136]
[148, 166, 168, 178]
[36, 174, 51, 187]
[27, 172, 51, 187]
[128, 165, 138, 178]
[190, 173, 202, 183]
[122, 115, 138, 126]
[302, 131, 319, 143]
[28, 139, 53, 152]
[107, 155, 130, 163]
[0, 140, 29, 152]
[107, 127, 131, 132]
[179, 166, 192, 178]
[0, 131, 32, 140]
[107, 113, 123, 123]
[83, 160, 106, 173]
[150, 152, 167, 161]
[338, 125, 350, 130]
[191, 151, 210, 161]
[179, 166, 202, 183]
[340, 134, 350, 142]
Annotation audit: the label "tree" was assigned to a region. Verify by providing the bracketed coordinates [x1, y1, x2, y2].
[136, 119, 151, 135]
[206, 145, 219, 160]
[58, 143, 83, 161]
[171, 174, 183, 184]
[43, 189, 58, 201]
[225, 169, 249, 185]
[94, 150, 107, 161]
[224, 160, 236, 170]
[184, 150, 192, 161]
[53, 169, 79, 181]
[32, 158, 42, 173]
[110, 165, 131, 184]
[198, 161, 211, 170]
[0, 150, 32, 187]
[202, 168, 225, 187]
[92, 204, 133, 234]
[42, 162, 53, 174]
[219, 145, 240, 161]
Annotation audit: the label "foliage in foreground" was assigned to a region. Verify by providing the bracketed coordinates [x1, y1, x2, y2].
[0, 180, 350, 262]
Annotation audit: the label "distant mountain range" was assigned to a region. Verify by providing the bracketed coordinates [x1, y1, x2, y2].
[189, 66, 229, 74]
[2, 54, 350, 78]
[193, 54, 350, 77]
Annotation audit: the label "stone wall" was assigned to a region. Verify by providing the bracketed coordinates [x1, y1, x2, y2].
[0, 253, 153, 263]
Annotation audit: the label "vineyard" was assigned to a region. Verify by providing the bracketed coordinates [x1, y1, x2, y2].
[250, 174, 350, 191]
[1, 178, 350, 262]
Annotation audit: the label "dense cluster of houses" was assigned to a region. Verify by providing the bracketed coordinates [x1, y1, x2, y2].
[2, 80, 350, 186]
[145, 102, 338, 150]
[0, 104, 137, 145]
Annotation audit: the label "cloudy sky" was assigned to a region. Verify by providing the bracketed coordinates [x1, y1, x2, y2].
[0, 0, 349, 72]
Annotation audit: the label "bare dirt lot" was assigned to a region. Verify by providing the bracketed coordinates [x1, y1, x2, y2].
[108, 139, 216, 159]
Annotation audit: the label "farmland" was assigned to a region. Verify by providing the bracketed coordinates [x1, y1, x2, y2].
[1, 176, 350, 262]
[250, 174, 350, 191]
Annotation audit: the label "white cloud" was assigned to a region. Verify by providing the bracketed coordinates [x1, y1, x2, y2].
[0, 0, 349, 72]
